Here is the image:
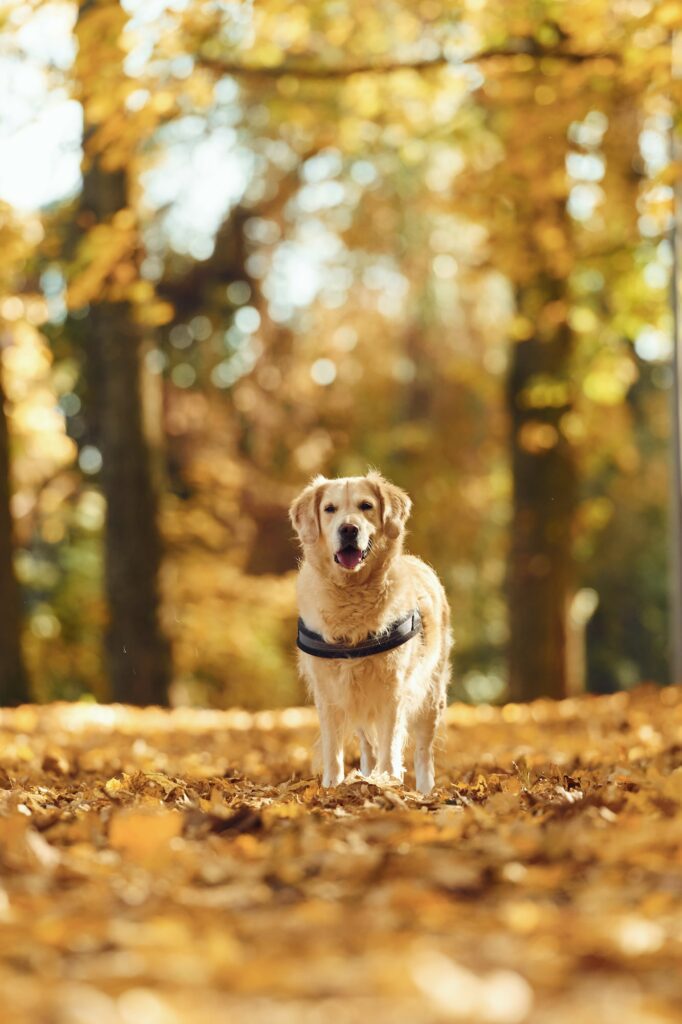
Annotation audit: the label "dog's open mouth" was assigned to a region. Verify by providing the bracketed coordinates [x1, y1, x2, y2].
[334, 545, 368, 570]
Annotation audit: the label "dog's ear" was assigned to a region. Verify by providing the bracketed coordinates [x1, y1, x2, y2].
[289, 476, 326, 546]
[368, 471, 412, 540]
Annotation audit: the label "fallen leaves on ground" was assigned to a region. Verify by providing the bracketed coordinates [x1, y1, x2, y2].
[1, 686, 682, 1024]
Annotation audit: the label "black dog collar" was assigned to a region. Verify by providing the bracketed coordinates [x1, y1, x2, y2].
[297, 609, 422, 660]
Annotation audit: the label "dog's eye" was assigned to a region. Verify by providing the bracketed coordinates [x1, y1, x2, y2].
[323, 504, 336, 514]
[358, 501, 373, 511]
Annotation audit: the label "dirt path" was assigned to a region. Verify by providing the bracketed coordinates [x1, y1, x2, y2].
[0, 687, 681, 1023]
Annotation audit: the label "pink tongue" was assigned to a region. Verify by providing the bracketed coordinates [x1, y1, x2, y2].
[337, 547, 363, 569]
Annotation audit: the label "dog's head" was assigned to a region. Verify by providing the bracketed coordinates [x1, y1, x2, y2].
[289, 471, 412, 575]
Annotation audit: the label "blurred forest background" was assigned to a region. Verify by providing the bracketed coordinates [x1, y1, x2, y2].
[0, 0, 680, 709]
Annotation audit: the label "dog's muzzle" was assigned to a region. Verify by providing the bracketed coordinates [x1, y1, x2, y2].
[334, 544, 369, 570]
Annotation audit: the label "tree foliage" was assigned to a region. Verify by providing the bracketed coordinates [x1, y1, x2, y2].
[0, 0, 679, 703]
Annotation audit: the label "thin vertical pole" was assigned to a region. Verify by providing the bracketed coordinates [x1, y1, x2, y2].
[670, 47, 682, 685]
[672, 201, 682, 685]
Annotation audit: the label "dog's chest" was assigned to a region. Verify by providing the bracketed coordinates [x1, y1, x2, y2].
[300, 595, 403, 649]
[309, 647, 409, 718]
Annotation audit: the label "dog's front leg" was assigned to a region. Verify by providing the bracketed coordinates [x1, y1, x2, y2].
[376, 698, 407, 782]
[317, 699, 345, 787]
[413, 705, 439, 794]
[358, 730, 376, 776]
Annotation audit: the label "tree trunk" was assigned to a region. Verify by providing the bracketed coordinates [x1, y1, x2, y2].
[80, 161, 170, 706]
[0, 371, 29, 705]
[507, 280, 576, 701]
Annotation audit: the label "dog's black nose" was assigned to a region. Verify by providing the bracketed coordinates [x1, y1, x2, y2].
[339, 523, 359, 544]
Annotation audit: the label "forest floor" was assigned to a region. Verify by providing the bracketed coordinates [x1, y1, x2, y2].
[0, 688, 681, 1024]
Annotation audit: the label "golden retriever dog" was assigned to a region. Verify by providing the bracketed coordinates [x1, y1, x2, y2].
[289, 470, 451, 794]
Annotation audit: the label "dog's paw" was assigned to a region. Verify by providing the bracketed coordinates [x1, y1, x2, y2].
[321, 771, 345, 788]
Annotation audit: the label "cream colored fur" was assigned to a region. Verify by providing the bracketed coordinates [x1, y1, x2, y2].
[289, 471, 452, 794]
